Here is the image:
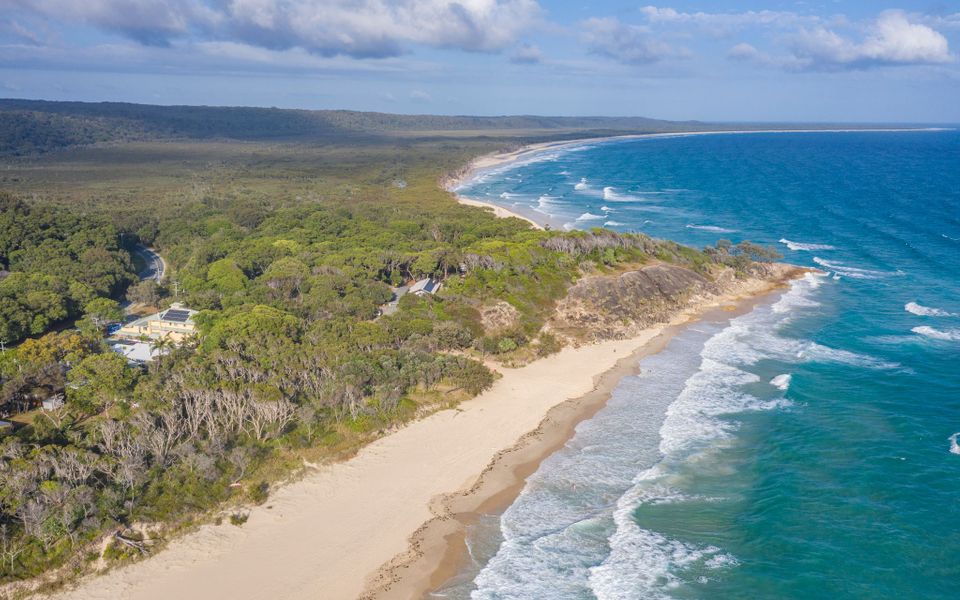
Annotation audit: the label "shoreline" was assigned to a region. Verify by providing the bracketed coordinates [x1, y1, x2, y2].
[446, 127, 950, 230]
[362, 268, 805, 599]
[40, 270, 802, 600]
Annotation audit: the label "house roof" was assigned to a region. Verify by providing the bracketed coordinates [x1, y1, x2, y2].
[410, 278, 441, 294]
[110, 341, 162, 363]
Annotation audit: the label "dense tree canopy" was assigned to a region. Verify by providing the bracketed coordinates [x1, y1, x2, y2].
[0, 122, 780, 586]
[0, 193, 134, 344]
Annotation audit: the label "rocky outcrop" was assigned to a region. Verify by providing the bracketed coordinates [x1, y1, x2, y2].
[549, 262, 801, 342]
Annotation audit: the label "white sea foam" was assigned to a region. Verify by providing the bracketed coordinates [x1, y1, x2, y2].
[604, 221, 625, 227]
[912, 326, 960, 341]
[686, 224, 736, 233]
[771, 272, 824, 314]
[576, 212, 605, 221]
[574, 178, 589, 190]
[779, 238, 836, 251]
[812, 257, 903, 280]
[600, 205, 614, 212]
[499, 191, 517, 199]
[601, 187, 658, 202]
[905, 302, 956, 317]
[770, 374, 792, 390]
[949, 433, 960, 455]
[533, 195, 561, 215]
[472, 275, 834, 599]
[589, 507, 732, 600]
[587, 289, 819, 599]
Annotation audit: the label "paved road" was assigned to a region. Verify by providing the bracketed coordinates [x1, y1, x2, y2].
[133, 244, 165, 282]
[379, 285, 408, 317]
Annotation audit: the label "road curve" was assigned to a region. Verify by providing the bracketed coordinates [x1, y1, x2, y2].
[132, 245, 165, 283]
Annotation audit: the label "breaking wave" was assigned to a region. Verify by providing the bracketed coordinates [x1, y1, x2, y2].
[576, 212, 605, 222]
[686, 224, 736, 233]
[586, 277, 824, 598]
[911, 326, 960, 341]
[779, 238, 836, 251]
[950, 433, 960, 455]
[905, 302, 956, 317]
[812, 257, 904, 280]
[770, 374, 792, 390]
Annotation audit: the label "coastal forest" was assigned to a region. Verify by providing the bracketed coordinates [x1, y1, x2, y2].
[0, 101, 777, 590]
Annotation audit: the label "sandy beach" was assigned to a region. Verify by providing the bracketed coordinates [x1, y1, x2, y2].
[46, 329, 665, 600]
[39, 134, 812, 600]
[42, 270, 797, 600]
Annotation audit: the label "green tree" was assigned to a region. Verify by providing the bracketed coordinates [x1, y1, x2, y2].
[83, 298, 123, 330]
[66, 352, 137, 415]
[206, 258, 248, 294]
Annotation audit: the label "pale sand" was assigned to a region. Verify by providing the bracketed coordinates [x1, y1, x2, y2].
[46, 332, 667, 600]
[38, 131, 831, 600]
[362, 272, 801, 599]
[44, 270, 795, 600]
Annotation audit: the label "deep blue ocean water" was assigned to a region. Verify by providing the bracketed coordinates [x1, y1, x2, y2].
[439, 131, 960, 599]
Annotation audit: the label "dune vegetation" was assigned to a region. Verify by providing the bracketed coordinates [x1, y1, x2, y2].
[0, 102, 778, 590]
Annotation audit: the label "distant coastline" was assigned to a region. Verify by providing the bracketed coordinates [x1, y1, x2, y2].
[446, 127, 951, 231]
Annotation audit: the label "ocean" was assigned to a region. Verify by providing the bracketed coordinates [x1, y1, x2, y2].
[436, 130, 960, 599]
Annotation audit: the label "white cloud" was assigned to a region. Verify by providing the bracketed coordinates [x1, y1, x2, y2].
[727, 42, 760, 61]
[7, 0, 543, 57]
[640, 5, 811, 34]
[9, 0, 219, 46]
[409, 89, 431, 102]
[581, 17, 686, 65]
[509, 43, 542, 64]
[790, 10, 953, 70]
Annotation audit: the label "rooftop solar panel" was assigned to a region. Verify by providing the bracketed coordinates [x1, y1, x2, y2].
[162, 309, 191, 323]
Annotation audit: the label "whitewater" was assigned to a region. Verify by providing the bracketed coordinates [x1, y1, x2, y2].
[442, 130, 960, 599]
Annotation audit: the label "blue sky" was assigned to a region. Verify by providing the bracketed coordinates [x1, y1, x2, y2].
[1, 1, 958, 122]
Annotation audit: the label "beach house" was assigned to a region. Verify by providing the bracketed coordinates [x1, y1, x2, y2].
[117, 303, 198, 342]
[410, 278, 442, 296]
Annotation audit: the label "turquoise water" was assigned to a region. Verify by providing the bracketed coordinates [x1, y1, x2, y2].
[440, 131, 960, 599]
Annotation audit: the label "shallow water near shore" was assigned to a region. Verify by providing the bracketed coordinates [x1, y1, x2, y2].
[442, 131, 960, 599]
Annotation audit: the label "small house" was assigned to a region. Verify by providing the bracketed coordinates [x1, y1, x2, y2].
[410, 278, 442, 297]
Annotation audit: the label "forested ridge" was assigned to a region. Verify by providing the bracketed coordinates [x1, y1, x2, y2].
[0, 99, 714, 157]
[0, 107, 781, 591]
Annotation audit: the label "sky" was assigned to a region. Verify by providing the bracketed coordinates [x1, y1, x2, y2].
[1, 1, 959, 122]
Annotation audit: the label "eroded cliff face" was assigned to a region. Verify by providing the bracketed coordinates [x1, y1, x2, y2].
[549, 262, 801, 342]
